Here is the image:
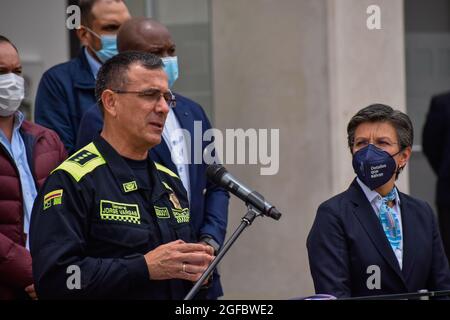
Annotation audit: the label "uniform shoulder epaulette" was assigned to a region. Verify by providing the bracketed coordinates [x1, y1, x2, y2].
[155, 162, 180, 180]
[52, 143, 106, 182]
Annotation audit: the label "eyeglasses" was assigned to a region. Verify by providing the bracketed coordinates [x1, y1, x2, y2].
[112, 88, 176, 108]
[353, 139, 398, 151]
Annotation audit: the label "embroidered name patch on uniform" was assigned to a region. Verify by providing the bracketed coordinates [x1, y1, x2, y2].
[172, 208, 190, 223]
[100, 200, 141, 224]
[43, 189, 63, 210]
[154, 206, 170, 219]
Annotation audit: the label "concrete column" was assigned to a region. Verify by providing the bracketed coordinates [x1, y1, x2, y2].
[327, 0, 407, 194]
[211, 0, 405, 299]
[0, 0, 69, 119]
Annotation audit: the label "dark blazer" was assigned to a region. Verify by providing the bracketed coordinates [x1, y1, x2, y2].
[307, 179, 450, 298]
[35, 49, 96, 154]
[75, 94, 229, 299]
[423, 92, 450, 208]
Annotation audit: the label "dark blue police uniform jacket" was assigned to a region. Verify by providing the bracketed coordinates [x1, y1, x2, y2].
[307, 179, 450, 298]
[35, 49, 96, 154]
[30, 136, 196, 299]
[75, 94, 229, 299]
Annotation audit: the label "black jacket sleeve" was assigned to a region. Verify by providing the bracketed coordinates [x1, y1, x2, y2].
[307, 203, 351, 298]
[29, 171, 149, 299]
[425, 202, 450, 292]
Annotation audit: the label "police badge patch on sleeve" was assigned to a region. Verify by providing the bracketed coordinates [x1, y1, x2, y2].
[43, 189, 63, 210]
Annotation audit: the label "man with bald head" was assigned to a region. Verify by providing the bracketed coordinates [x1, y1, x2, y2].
[35, 0, 130, 154]
[118, 17, 176, 59]
[76, 17, 229, 300]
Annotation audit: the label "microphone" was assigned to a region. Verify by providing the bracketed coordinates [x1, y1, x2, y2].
[206, 164, 282, 220]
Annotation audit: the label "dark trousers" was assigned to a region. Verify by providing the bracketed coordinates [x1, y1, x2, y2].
[437, 205, 450, 265]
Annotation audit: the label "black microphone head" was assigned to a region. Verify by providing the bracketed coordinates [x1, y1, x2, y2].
[206, 164, 228, 184]
[269, 207, 282, 220]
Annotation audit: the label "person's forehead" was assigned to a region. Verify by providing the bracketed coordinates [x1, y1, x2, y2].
[139, 27, 174, 47]
[354, 121, 396, 138]
[144, 24, 172, 40]
[126, 64, 167, 86]
[91, 0, 129, 24]
[0, 42, 20, 68]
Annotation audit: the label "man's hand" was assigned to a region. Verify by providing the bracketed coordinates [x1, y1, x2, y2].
[144, 240, 214, 282]
[198, 241, 214, 285]
[25, 284, 38, 300]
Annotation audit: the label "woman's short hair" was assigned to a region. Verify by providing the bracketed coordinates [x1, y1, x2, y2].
[347, 103, 414, 152]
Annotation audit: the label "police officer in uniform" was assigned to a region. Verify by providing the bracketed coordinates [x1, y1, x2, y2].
[29, 51, 214, 299]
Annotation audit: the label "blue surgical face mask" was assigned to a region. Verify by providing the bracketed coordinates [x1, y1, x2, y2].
[352, 144, 401, 190]
[161, 56, 179, 88]
[84, 27, 118, 63]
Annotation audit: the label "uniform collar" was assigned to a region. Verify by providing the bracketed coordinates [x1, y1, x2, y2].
[93, 135, 169, 201]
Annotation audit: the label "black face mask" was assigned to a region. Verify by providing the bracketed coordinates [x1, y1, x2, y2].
[352, 144, 402, 190]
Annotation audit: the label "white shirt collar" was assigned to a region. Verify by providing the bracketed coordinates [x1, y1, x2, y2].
[356, 177, 401, 206]
[84, 47, 102, 79]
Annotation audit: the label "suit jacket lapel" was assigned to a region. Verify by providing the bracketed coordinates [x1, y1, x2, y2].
[348, 180, 406, 284]
[398, 192, 416, 282]
[73, 49, 96, 89]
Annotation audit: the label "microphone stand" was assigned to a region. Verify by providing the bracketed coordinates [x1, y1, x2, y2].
[184, 204, 263, 300]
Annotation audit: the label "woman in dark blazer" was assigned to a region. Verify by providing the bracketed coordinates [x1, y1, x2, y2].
[307, 104, 450, 298]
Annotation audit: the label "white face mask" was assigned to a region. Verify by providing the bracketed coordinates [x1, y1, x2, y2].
[0, 73, 25, 117]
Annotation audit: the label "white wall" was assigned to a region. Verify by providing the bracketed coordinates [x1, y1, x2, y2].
[0, 0, 69, 118]
[156, 0, 209, 25]
[327, 0, 408, 195]
[212, 0, 332, 299]
[212, 0, 406, 299]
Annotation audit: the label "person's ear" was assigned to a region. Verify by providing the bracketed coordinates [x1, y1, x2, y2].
[102, 90, 118, 118]
[350, 144, 357, 156]
[76, 26, 90, 47]
[398, 146, 412, 169]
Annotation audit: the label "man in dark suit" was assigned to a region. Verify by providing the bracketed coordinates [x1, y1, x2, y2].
[308, 104, 450, 298]
[423, 93, 450, 264]
[75, 17, 229, 299]
[34, 0, 130, 153]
